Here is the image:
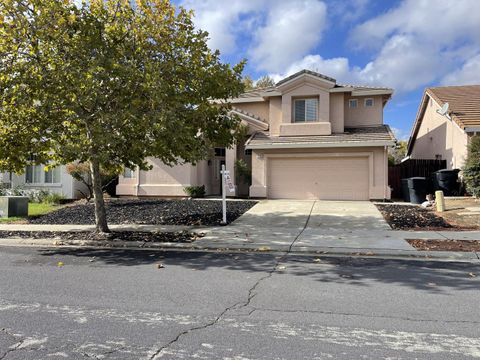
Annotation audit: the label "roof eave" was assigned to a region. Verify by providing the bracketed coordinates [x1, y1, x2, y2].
[246, 140, 396, 150]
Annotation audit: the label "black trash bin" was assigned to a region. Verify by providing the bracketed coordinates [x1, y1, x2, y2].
[434, 169, 460, 196]
[407, 177, 427, 204]
[401, 179, 410, 202]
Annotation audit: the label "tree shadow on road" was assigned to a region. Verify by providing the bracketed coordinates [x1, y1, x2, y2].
[35, 247, 480, 294]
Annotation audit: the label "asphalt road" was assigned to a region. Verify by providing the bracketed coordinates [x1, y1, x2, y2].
[0, 246, 479, 359]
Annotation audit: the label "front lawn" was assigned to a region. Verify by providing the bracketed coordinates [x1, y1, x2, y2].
[0, 203, 62, 223]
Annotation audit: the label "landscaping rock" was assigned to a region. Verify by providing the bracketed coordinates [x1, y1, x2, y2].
[376, 204, 453, 230]
[28, 199, 257, 226]
[0, 230, 196, 243]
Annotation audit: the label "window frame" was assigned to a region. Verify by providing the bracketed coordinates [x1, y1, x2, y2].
[364, 98, 374, 107]
[25, 164, 61, 185]
[349, 99, 358, 108]
[293, 98, 318, 123]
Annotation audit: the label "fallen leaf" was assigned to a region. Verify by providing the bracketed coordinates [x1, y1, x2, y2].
[257, 246, 270, 251]
[427, 282, 436, 286]
[469, 272, 477, 278]
[57, 261, 64, 267]
[156, 263, 165, 269]
[313, 258, 322, 263]
[278, 266, 286, 270]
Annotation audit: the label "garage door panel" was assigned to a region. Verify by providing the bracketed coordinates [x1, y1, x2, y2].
[268, 156, 369, 200]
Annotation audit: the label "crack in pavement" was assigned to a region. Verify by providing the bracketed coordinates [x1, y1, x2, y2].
[147, 201, 316, 359]
[247, 307, 480, 324]
[0, 338, 24, 360]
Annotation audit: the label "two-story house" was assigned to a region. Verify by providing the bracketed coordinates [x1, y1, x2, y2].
[116, 70, 396, 200]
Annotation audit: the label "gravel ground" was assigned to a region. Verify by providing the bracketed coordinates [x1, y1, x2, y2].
[407, 239, 480, 252]
[29, 199, 257, 225]
[0, 230, 199, 242]
[376, 204, 453, 230]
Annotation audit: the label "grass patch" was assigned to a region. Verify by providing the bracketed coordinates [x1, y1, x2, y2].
[0, 202, 62, 223]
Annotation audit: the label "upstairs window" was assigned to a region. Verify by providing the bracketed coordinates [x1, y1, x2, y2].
[349, 99, 358, 108]
[364, 98, 374, 107]
[294, 98, 317, 122]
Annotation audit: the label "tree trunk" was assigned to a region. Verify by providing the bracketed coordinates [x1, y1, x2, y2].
[89, 159, 109, 233]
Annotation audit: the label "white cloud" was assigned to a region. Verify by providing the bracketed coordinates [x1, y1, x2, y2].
[350, 0, 480, 50]
[180, 0, 262, 54]
[249, 0, 327, 72]
[441, 54, 480, 85]
[391, 127, 410, 141]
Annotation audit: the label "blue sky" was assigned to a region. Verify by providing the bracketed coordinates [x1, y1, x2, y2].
[175, 0, 480, 140]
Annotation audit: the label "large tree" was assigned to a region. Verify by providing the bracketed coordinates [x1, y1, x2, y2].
[0, 0, 245, 232]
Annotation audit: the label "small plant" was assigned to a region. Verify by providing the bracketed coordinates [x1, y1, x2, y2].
[41, 193, 66, 205]
[463, 135, 480, 197]
[235, 159, 251, 185]
[184, 185, 206, 198]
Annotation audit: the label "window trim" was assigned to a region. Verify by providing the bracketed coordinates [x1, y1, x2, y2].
[364, 98, 374, 107]
[123, 167, 136, 179]
[293, 97, 318, 123]
[349, 99, 358, 108]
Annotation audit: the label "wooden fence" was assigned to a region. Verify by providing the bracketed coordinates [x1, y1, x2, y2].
[389, 159, 447, 199]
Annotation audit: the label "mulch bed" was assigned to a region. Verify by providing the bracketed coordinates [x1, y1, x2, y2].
[28, 199, 257, 226]
[407, 239, 480, 252]
[376, 204, 453, 230]
[0, 230, 200, 243]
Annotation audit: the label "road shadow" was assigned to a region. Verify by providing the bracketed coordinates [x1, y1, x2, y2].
[35, 247, 480, 294]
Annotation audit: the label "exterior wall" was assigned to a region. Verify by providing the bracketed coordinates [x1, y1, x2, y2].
[330, 93, 345, 133]
[250, 146, 390, 200]
[268, 96, 283, 136]
[279, 122, 331, 136]
[411, 96, 468, 169]
[6, 165, 85, 199]
[344, 95, 384, 127]
[233, 102, 270, 122]
[281, 85, 330, 129]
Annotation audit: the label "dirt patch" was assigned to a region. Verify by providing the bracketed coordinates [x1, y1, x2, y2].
[376, 204, 453, 230]
[438, 197, 480, 230]
[407, 239, 480, 252]
[28, 199, 257, 226]
[0, 230, 200, 243]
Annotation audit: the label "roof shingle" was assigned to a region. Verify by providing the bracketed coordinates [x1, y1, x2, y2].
[246, 125, 396, 149]
[427, 85, 480, 128]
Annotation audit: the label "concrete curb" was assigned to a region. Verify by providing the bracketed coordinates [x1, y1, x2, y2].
[0, 237, 478, 263]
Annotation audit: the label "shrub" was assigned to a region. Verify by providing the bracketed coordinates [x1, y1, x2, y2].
[463, 135, 480, 197]
[41, 192, 66, 205]
[184, 185, 206, 198]
[235, 159, 252, 185]
[66, 162, 118, 201]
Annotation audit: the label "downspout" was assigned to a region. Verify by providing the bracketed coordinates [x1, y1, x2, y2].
[384, 145, 388, 201]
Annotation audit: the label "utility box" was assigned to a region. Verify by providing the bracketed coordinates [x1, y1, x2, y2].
[0, 196, 29, 218]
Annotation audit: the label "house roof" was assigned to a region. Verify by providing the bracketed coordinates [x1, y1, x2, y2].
[407, 85, 480, 155]
[246, 125, 396, 149]
[427, 85, 480, 129]
[230, 107, 268, 130]
[235, 70, 393, 101]
[276, 69, 337, 86]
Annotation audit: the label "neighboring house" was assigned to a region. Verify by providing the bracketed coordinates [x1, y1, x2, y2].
[1, 165, 87, 199]
[407, 85, 480, 169]
[117, 70, 396, 200]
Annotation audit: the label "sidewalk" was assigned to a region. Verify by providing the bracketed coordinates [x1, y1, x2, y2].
[0, 223, 479, 262]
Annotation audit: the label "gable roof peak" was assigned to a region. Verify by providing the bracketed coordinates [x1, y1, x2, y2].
[276, 69, 336, 86]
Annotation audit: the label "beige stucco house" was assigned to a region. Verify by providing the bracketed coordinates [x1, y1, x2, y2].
[117, 70, 396, 200]
[407, 85, 480, 169]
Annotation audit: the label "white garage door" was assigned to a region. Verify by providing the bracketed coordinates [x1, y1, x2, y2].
[268, 156, 370, 200]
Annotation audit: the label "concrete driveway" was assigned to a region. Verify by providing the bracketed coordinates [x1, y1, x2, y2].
[203, 200, 416, 252]
[232, 200, 390, 231]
